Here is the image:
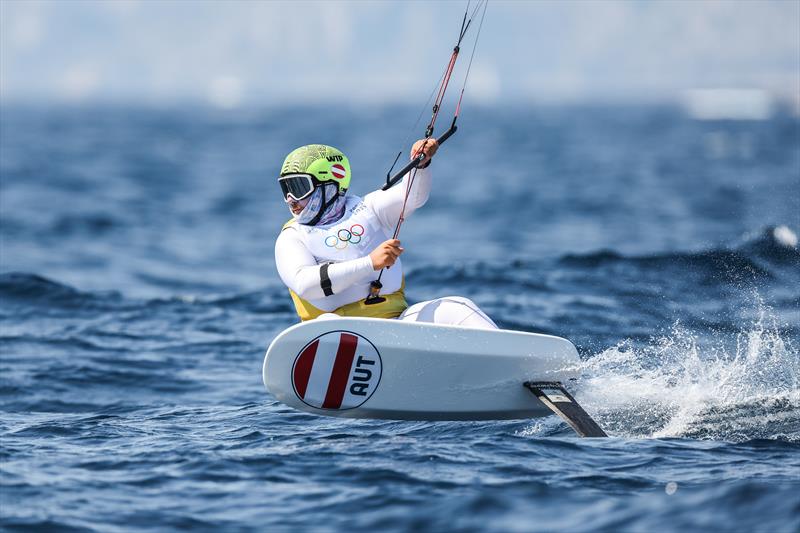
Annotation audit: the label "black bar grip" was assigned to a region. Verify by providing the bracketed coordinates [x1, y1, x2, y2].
[381, 125, 459, 191]
[382, 155, 424, 191]
[436, 124, 457, 144]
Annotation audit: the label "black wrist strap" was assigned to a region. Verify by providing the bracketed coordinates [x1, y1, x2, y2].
[320, 263, 333, 296]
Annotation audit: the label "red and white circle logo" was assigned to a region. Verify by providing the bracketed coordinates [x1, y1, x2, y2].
[330, 164, 346, 180]
[291, 331, 382, 410]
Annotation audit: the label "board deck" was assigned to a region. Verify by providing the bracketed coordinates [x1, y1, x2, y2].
[263, 317, 581, 421]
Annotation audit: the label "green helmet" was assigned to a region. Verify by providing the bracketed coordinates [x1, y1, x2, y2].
[280, 144, 351, 194]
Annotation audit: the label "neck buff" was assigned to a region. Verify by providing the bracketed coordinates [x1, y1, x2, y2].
[293, 183, 347, 226]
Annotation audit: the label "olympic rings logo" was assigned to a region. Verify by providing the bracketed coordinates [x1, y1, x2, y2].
[324, 224, 365, 249]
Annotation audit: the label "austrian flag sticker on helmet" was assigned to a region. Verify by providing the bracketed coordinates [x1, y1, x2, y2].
[291, 331, 382, 410]
[330, 164, 347, 180]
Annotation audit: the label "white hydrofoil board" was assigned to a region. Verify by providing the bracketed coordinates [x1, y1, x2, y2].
[262, 317, 581, 421]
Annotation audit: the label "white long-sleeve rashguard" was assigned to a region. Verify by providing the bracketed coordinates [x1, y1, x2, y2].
[274, 166, 431, 304]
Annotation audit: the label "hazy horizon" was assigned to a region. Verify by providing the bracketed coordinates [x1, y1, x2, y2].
[1, 0, 799, 109]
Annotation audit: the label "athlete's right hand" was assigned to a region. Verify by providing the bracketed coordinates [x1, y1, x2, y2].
[369, 239, 404, 270]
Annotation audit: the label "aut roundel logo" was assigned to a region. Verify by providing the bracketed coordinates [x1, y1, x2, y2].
[330, 164, 346, 180]
[291, 331, 382, 410]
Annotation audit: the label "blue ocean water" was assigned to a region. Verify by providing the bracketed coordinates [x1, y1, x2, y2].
[1, 104, 799, 531]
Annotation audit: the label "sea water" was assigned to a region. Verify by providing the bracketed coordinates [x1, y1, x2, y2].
[1, 105, 798, 531]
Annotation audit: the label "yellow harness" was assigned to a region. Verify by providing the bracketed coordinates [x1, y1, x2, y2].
[281, 220, 408, 321]
[288, 283, 407, 321]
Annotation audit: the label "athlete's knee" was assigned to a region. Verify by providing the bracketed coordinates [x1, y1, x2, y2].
[439, 296, 497, 329]
[440, 296, 478, 308]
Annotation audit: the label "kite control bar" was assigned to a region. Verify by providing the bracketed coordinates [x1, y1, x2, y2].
[366, 1, 487, 306]
[381, 120, 458, 191]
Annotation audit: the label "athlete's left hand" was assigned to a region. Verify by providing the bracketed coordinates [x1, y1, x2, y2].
[410, 138, 438, 166]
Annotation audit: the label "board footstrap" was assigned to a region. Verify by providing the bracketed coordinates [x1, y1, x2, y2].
[524, 381, 607, 438]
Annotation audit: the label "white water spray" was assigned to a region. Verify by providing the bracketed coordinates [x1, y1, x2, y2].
[572, 302, 799, 441]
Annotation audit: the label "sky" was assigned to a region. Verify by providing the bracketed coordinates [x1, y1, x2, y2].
[1, 0, 798, 108]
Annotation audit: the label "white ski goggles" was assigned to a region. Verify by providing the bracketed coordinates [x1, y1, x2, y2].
[279, 173, 317, 202]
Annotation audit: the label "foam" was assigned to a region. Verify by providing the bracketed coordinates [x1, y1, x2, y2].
[572, 301, 799, 441]
[773, 225, 798, 249]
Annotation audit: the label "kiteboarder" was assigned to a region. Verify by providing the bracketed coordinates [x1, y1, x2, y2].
[274, 142, 497, 330]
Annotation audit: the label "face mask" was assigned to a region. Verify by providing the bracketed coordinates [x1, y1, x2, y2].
[293, 183, 347, 226]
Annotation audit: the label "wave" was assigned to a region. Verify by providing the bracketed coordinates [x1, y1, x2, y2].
[0, 272, 120, 311]
[408, 225, 799, 288]
[0, 272, 293, 317]
[559, 225, 799, 273]
[572, 304, 800, 442]
[50, 212, 122, 236]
